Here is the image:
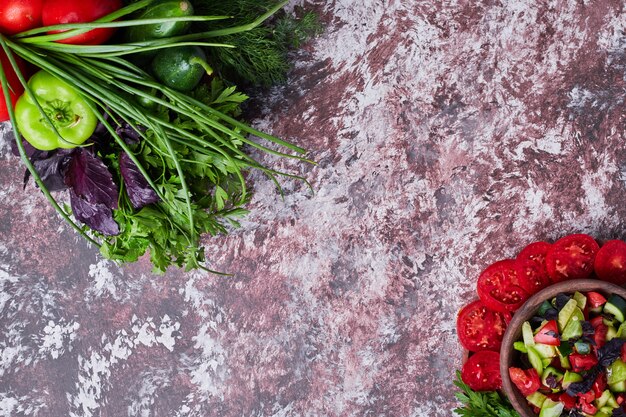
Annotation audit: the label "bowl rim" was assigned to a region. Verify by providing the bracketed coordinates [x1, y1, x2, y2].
[500, 279, 626, 417]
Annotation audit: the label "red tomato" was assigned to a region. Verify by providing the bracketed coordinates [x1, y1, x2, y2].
[621, 343, 626, 363]
[42, 0, 122, 45]
[579, 398, 597, 415]
[594, 323, 608, 349]
[592, 373, 607, 398]
[516, 241, 552, 293]
[578, 389, 596, 403]
[587, 291, 607, 308]
[534, 320, 561, 346]
[594, 240, 626, 285]
[545, 234, 599, 282]
[509, 367, 540, 396]
[559, 392, 577, 409]
[476, 260, 529, 313]
[0, 0, 43, 35]
[570, 353, 598, 372]
[0, 49, 25, 122]
[461, 350, 502, 391]
[456, 300, 510, 352]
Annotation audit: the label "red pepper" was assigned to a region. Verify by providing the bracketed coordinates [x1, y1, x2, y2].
[559, 392, 577, 409]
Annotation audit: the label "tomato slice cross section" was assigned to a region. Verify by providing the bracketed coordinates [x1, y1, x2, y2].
[545, 234, 599, 282]
[594, 240, 626, 285]
[456, 300, 510, 352]
[534, 320, 560, 346]
[516, 241, 552, 295]
[461, 350, 502, 391]
[477, 259, 529, 313]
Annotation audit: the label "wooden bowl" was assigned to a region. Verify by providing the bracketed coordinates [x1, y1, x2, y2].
[500, 279, 626, 417]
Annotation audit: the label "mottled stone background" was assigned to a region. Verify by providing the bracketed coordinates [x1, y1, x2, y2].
[1, 0, 625, 416]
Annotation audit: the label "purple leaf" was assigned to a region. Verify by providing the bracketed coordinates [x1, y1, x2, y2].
[119, 152, 159, 209]
[69, 189, 119, 236]
[26, 149, 75, 191]
[65, 148, 119, 209]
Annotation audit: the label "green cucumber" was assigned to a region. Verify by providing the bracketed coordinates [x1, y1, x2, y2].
[538, 398, 564, 417]
[523, 321, 535, 347]
[595, 390, 617, 409]
[558, 299, 579, 331]
[605, 294, 626, 322]
[574, 340, 591, 354]
[607, 359, 626, 385]
[514, 341, 527, 353]
[561, 319, 583, 341]
[562, 370, 583, 389]
[152, 46, 211, 92]
[573, 291, 587, 310]
[126, 0, 194, 42]
[526, 391, 547, 408]
[527, 346, 544, 376]
[534, 343, 556, 358]
[610, 380, 626, 392]
[541, 366, 563, 387]
[559, 354, 571, 370]
[616, 321, 626, 338]
[608, 324, 618, 341]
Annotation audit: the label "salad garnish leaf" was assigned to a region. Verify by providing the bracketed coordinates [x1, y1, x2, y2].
[598, 338, 626, 367]
[453, 371, 520, 417]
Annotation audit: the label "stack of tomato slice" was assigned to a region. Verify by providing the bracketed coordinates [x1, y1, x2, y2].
[458, 234, 626, 391]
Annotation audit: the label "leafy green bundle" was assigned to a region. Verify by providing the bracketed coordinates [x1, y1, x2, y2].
[454, 372, 521, 417]
[0, 0, 318, 273]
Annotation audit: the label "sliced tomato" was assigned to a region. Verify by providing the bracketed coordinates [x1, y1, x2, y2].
[545, 234, 599, 282]
[579, 398, 597, 415]
[461, 350, 502, 391]
[587, 291, 607, 308]
[594, 240, 626, 285]
[578, 390, 596, 403]
[456, 300, 509, 352]
[509, 367, 540, 396]
[534, 320, 561, 346]
[621, 343, 626, 363]
[516, 241, 552, 293]
[559, 393, 577, 409]
[476, 260, 529, 313]
[594, 323, 608, 349]
[570, 353, 598, 372]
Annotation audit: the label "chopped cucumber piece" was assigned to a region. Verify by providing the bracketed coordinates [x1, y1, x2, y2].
[558, 299, 579, 331]
[608, 324, 618, 341]
[562, 319, 583, 341]
[541, 366, 563, 387]
[514, 341, 527, 353]
[616, 321, 626, 338]
[574, 340, 591, 355]
[595, 390, 614, 408]
[534, 343, 556, 358]
[527, 346, 544, 377]
[608, 359, 626, 385]
[573, 291, 587, 310]
[605, 294, 626, 323]
[538, 398, 564, 417]
[523, 321, 536, 347]
[595, 411, 611, 417]
[526, 391, 547, 408]
[562, 370, 583, 389]
[604, 316, 619, 327]
[538, 300, 555, 317]
[610, 380, 626, 392]
[601, 405, 618, 413]
[559, 354, 571, 370]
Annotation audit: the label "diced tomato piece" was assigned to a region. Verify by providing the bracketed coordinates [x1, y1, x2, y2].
[594, 323, 608, 349]
[579, 398, 597, 415]
[578, 390, 596, 403]
[621, 343, 626, 363]
[570, 353, 598, 372]
[509, 367, 541, 396]
[559, 392, 577, 410]
[532, 405, 541, 414]
[591, 316, 604, 327]
[617, 393, 626, 405]
[587, 291, 608, 308]
[592, 373, 607, 398]
[534, 320, 561, 346]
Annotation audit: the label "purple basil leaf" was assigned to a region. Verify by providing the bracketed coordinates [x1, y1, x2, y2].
[566, 367, 600, 396]
[11, 138, 39, 158]
[69, 189, 119, 236]
[613, 407, 626, 417]
[119, 152, 159, 209]
[598, 338, 626, 367]
[65, 148, 118, 209]
[544, 374, 558, 389]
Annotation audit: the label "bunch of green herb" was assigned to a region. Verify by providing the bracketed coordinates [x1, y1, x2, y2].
[0, 0, 313, 273]
[193, 0, 323, 86]
[454, 372, 521, 417]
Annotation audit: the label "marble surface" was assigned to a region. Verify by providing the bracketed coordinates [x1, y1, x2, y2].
[1, 0, 626, 416]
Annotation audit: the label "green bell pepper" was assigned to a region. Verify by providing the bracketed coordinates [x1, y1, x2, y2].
[15, 70, 97, 151]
